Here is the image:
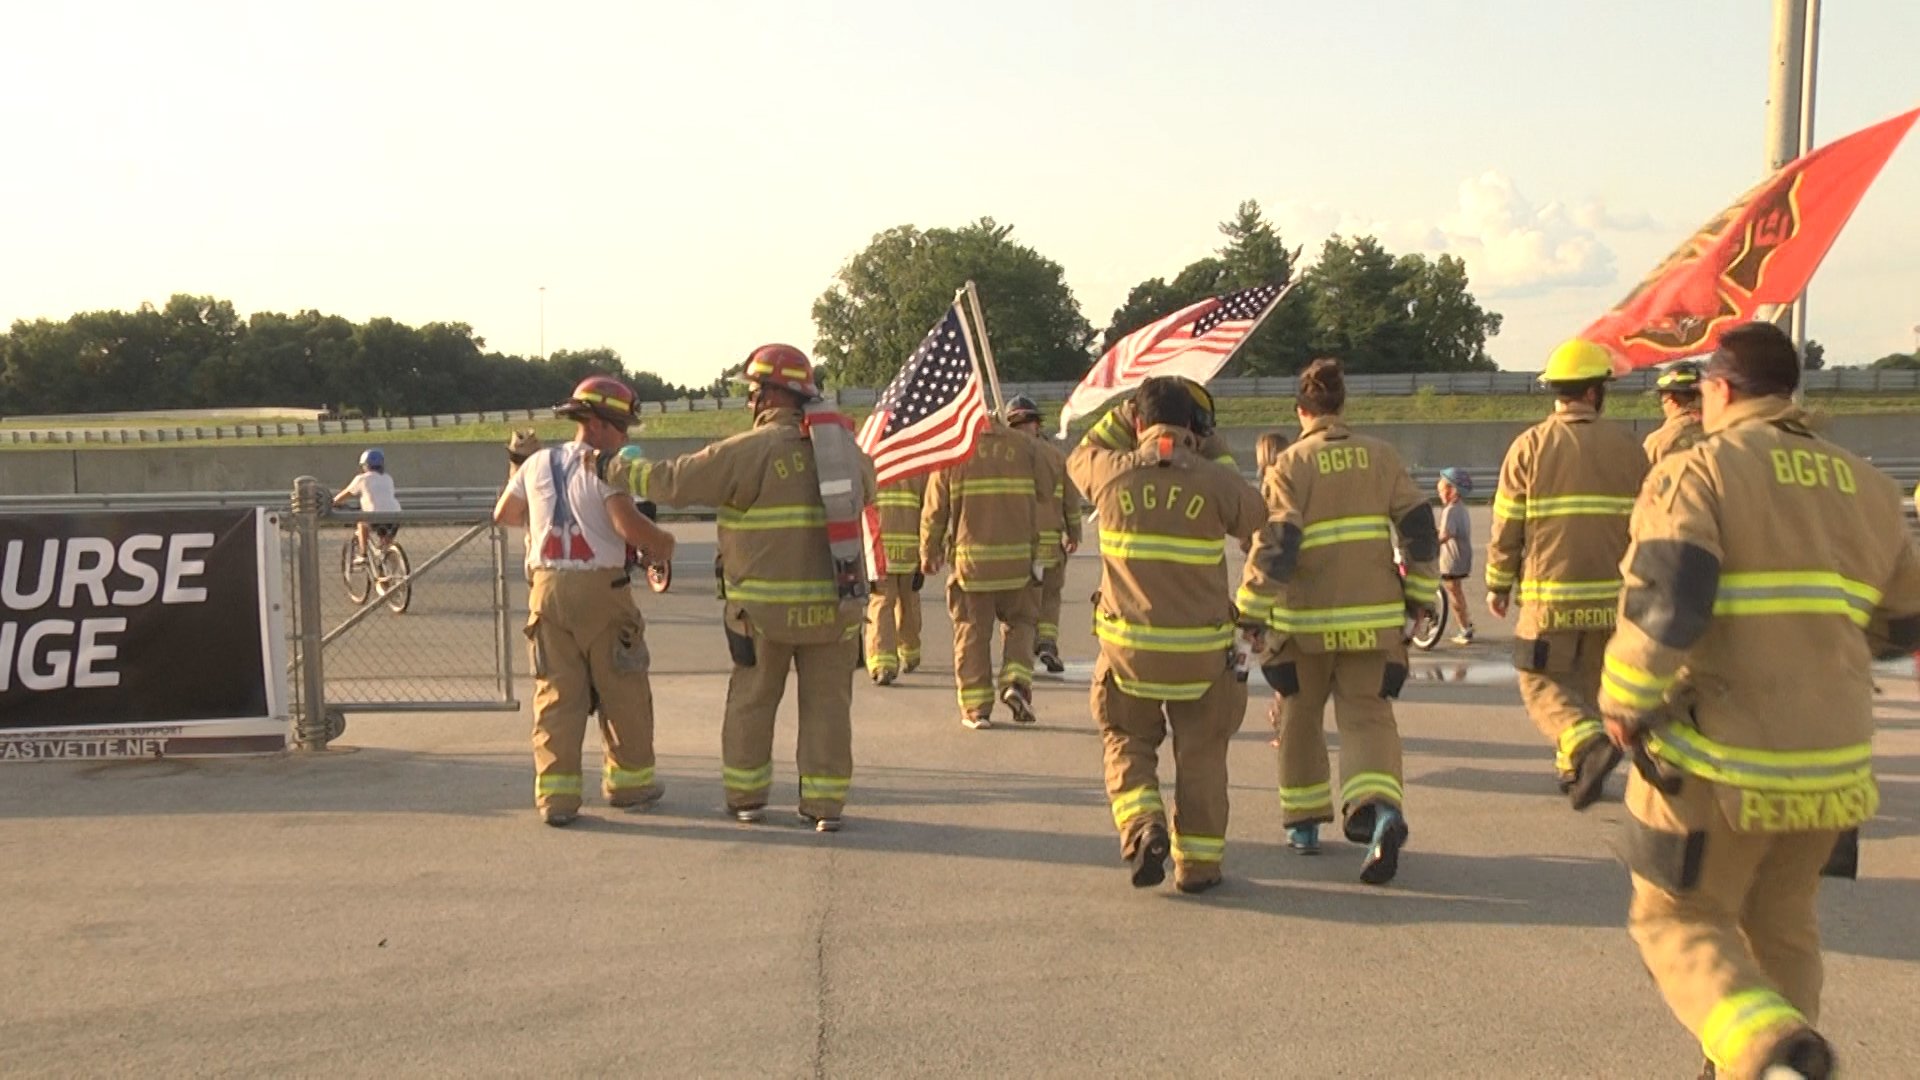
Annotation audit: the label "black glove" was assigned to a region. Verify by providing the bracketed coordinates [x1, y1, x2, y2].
[911, 570, 925, 592]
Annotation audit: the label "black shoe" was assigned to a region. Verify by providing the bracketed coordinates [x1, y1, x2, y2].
[1037, 644, 1065, 674]
[1358, 808, 1408, 886]
[541, 808, 578, 828]
[1175, 874, 1221, 895]
[1567, 739, 1624, 811]
[1762, 1029, 1835, 1079]
[1001, 685, 1037, 724]
[1130, 825, 1170, 888]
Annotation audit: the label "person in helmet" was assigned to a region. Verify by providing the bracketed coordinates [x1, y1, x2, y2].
[493, 375, 678, 827]
[608, 345, 876, 832]
[1486, 340, 1649, 809]
[332, 448, 403, 562]
[1004, 394, 1082, 675]
[1645, 360, 1707, 464]
[1435, 466, 1476, 646]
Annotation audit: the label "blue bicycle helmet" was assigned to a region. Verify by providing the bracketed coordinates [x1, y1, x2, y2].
[1439, 466, 1472, 493]
[360, 448, 385, 470]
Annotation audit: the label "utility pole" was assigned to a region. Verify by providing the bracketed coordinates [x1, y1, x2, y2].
[538, 286, 547, 360]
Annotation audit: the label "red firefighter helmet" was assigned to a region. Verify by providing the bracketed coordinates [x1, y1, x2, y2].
[554, 375, 639, 429]
[733, 344, 819, 399]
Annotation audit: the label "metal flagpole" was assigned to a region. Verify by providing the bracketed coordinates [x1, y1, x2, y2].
[1791, 0, 1820, 352]
[950, 286, 992, 412]
[962, 279, 1007, 415]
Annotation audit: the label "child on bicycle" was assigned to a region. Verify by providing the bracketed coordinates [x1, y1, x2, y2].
[333, 448, 403, 561]
[1436, 466, 1475, 645]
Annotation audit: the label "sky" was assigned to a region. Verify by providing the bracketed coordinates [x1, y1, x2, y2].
[3, 0, 1917, 391]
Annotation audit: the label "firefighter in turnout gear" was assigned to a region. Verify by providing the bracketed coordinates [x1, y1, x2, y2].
[492, 376, 678, 827]
[1083, 393, 1239, 467]
[1237, 359, 1440, 885]
[922, 412, 1055, 728]
[611, 345, 877, 832]
[1069, 377, 1265, 892]
[1006, 395, 1083, 674]
[1599, 323, 1920, 1080]
[1487, 338, 1649, 808]
[1645, 360, 1707, 464]
[866, 472, 927, 685]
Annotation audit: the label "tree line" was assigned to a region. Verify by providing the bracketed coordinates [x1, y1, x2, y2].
[813, 201, 1505, 386]
[0, 297, 707, 418]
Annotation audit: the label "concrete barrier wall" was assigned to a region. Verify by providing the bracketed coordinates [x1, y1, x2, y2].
[2, 417, 1915, 497]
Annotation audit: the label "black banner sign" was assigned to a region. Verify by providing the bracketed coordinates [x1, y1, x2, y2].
[0, 508, 279, 734]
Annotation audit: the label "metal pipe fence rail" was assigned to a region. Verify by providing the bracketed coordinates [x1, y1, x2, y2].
[6, 368, 1918, 445]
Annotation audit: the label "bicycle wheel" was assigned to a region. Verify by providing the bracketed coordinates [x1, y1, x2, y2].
[341, 537, 370, 604]
[376, 543, 412, 614]
[1411, 587, 1447, 651]
[647, 561, 672, 593]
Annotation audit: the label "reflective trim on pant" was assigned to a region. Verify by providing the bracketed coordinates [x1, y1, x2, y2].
[1273, 647, 1404, 830]
[604, 763, 656, 792]
[721, 623, 857, 816]
[799, 774, 852, 805]
[949, 581, 1037, 717]
[1036, 560, 1066, 648]
[1513, 629, 1607, 774]
[527, 569, 658, 813]
[1625, 771, 1832, 1078]
[1092, 656, 1248, 866]
[865, 573, 922, 674]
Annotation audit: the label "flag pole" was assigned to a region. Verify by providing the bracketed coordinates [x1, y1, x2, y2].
[962, 279, 1007, 416]
[950, 286, 991, 413]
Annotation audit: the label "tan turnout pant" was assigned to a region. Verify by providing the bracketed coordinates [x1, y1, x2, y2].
[947, 580, 1037, 718]
[721, 622, 858, 821]
[1035, 560, 1067, 649]
[1092, 657, 1248, 885]
[1268, 643, 1406, 838]
[1625, 771, 1834, 1078]
[864, 573, 922, 675]
[526, 568, 657, 814]
[1514, 626, 1609, 776]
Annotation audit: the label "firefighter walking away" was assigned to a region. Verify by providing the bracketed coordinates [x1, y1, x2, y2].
[1069, 376, 1266, 893]
[1006, 394, 1083, 674]
[866, 472, 927, 685]
[1599, 323, 1920, 1080]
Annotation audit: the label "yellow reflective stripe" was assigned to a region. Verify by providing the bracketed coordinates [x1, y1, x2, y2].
[1038, 529, 1062, 545]
[1036, 622, 1058, 639]
[1524, 494, 1636, 518]
[1089, 411, 1132, 450]
[1111, 786, 1165, 827]
[1714, 570, 1882, 627]
[1701, 990, 1806, 1071]
[956, 542, 1034, 560]
[1518, 579, 1622, 602]
[1279, 782, 1333, 812]
[1299, 515, 1392, 550]
[1402, 573, 1439, 596]
[1234, 585, 1275, 622]
[959, 577, 1033, 591]
[726, 578, 839, 603]
[954, 479, 1036, 496]
[1172, 834, 1225, 863]
[997, 664, 1032, 686]
[603, 764, 656, 788]
[899, 645, 921, 662]
[1341, 772, 1403, 806]
[536, 772, 582, 796]
[1486, 565, 1516, 589]
[875, 491, 920, 508]
[1112, 674, 1213, 701]
[1099, 531, 1225, 565]
[723, 763, 774, 791]
[1268, 602, 1405, 634]
[718, 504, 828, 530]
[958, 687, 995, 708]
[1601, 655, 1672, 711]
[1211, 453, 1235, 466]
[628, 461, 654, 500]
[1095, 616, 1234, 653]
[882, 541, 919, 563]
[1646, 725, 1875, 792]
[1492, 493, 1525, 520]
[866, 652, 899, 673]
[799, 775, 851, 799]
[1554, 719, 1604, 773]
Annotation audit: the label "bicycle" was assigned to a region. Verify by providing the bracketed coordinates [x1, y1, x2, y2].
[340, 525, 412, 614]
[1395, 548, 1448, 651]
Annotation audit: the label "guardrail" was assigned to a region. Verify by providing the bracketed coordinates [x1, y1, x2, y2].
[6, 368, 1918, 446]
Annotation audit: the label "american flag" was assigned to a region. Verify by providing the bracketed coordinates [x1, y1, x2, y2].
[1057, 281, 1291, 435]
[856, 305, 990, 486]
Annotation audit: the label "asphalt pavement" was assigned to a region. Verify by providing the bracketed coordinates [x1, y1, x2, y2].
[3, 516, 1918, 1078]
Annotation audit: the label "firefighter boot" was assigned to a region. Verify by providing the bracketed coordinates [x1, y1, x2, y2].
[542, 807, 578, 828]
[1287, 824, 1321, 854]
[1001, 683, 1038, 724]
[1129, 822, 1171, 888]
[607, 783, 665, 810]
[1567, 737, 1624, 811]
[1175, 862, 1221, 895]
[1358, 806, 1408, 886]
[1036, 640, 1065, 675]
[1759, 1029, 1835, 1080]
[731, 805, 766, 824]
[799, 811, 843, 834]
[872, 668, 896, 687]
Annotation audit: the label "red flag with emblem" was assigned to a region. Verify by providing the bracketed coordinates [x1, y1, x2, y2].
[1580, 106, 1919, 372]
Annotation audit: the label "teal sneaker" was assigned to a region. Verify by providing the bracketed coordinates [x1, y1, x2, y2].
[1287, 824, 1320, 854]
[1359, 808, 1409, 886]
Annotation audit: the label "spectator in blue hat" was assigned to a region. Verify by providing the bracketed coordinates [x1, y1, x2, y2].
[1436, 467, 1476, 645]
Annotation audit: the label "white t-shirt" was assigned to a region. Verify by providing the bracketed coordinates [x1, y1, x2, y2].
[507, 443, 627, 571]
[344, 471, 401, 512]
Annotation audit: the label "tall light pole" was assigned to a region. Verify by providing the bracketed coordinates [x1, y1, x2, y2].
[538, 286, 547, 360]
